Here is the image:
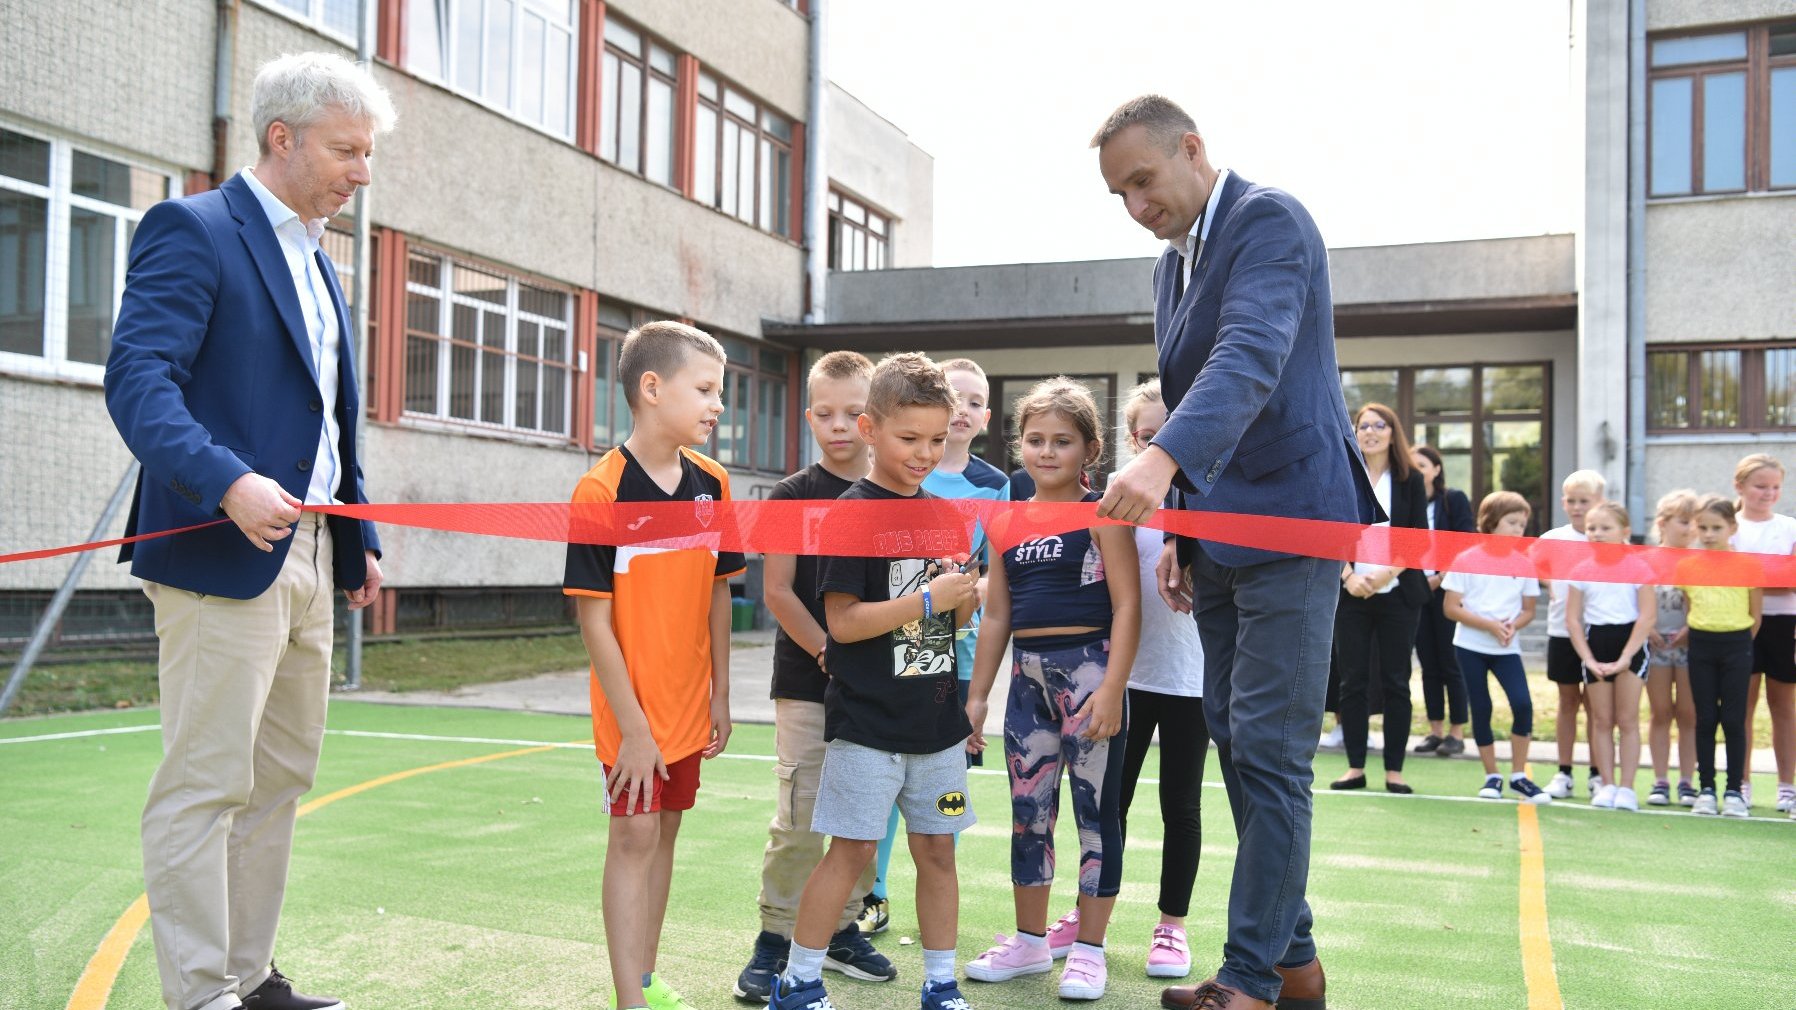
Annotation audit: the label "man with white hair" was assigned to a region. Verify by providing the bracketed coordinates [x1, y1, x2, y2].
[105, 52, 396, 1010]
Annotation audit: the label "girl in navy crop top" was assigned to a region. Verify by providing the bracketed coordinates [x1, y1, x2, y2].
[962, 379, 1141, 981]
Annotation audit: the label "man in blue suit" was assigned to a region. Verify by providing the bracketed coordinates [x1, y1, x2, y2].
[104, 53, 395, 1010]
[1094, 96, 1376, 1010]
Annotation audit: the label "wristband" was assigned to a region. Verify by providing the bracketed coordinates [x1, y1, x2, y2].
[922, 587, 934, 621]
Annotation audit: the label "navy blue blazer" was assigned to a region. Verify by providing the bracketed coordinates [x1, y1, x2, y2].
[1432, 487, 1475, 536]
[104, 174, 379, 599]
[1150, 172, 1380, 567]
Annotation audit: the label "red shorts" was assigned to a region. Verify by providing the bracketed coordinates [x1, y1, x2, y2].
[601, 751, 702, 815]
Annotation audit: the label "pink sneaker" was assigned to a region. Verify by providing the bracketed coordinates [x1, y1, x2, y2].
[1058, 946, 1107, 1000]
[1146, 923, 1191, 978]
[965, 933, 1053, 982]
[1045, 908, 1080, 960]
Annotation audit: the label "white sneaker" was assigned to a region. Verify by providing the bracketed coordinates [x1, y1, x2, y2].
[1546, 772, 1574, 799]
[1741, 782, 1753, 807]
[1591, 783, 1618, 808]
[1587, 772, 1604, 797]
[1722, 791, 1750, 818]
[1775, 786, 1796, 813]
[1614, 786, 1639, 811]
[1693, 790, 1719, 816]
[1321, 725, 1344, 748]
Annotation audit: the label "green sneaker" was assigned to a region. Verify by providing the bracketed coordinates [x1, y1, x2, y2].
[644, 974, 693, 1010]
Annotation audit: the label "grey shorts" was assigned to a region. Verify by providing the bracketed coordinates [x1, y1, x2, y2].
[811, 739, 974, 839]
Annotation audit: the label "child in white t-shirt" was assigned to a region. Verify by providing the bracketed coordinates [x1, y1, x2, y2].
[1565, 502, 1656, 812]
[1540, 470, 1605, 800]
[1442, 491, 1547, 803]
[1728, 453, 1796, 813]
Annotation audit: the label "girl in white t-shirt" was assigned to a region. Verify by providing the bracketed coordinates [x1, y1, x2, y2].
[1110, 379, 1206, 979]
[1565, 502, 1657, 811]
[1442, 491, 1547, 803]
[1729, 453, 1796, 813]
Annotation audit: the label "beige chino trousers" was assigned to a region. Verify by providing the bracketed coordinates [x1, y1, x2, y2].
[140, 514, 336, 1010]
[758, 698, 874, 937]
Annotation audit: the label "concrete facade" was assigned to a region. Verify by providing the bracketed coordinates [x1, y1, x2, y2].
[1575, 0, 1632, 504]
[825, 84, 935, 269]
[0, 0, 928, 614]
[1624, 0, 1796, 528]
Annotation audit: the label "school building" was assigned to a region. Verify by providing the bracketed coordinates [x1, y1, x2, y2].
[1, 0, 1792, 649]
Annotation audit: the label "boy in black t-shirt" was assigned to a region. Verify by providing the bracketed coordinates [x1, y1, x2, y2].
[734, 351, 896, 1002]
[768, 354, 980, 1010]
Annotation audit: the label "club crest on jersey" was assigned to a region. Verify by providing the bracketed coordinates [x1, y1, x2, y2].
[694, 493, 715, 528]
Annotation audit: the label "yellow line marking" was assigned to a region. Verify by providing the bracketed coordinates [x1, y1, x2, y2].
[65, 895, 149, 1010]
[1516, 803, 1564, 1009]
[66, 744, 560, 1010]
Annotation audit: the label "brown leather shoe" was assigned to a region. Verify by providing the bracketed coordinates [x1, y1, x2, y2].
[1161, 979, 1275, 1010]
[1274, 957, 1327, 1009]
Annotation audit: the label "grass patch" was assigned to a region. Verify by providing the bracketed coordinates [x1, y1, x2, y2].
[3, 633, 599, 717]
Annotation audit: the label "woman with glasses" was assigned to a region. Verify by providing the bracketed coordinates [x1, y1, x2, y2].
[1330, 404, 1433, 793]
[1409, 444, 1477, 758]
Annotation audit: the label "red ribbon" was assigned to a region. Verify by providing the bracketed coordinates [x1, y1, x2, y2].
[4, 500, 1790, 588]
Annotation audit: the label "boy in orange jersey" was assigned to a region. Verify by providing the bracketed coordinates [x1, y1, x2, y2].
[564, 321, 746, 1010]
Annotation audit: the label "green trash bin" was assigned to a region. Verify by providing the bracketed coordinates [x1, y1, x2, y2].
[731, 597, 756, 632]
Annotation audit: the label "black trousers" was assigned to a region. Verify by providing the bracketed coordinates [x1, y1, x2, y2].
[1335, 590, 1423, 772]
[1687, 628, 1753, 793]
[1118, 687, 1208, 918]
[1415, 586, 1468, 725]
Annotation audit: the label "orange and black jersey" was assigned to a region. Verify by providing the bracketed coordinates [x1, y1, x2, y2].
[564, 445, 746, 765]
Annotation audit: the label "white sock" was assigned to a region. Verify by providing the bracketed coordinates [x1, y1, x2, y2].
[1016, 930, 1048, 951]
[785, 940, 826, 984]
[1510, 771, 1528, 784]
[923, 947, 957, 984]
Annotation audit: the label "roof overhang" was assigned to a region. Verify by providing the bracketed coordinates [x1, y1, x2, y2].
[765, 293, 1578, 351]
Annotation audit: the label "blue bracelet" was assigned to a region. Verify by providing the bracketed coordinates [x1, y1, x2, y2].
[922, 587, 934, 621]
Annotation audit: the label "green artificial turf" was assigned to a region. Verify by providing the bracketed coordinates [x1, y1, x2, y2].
[3, 703, 1792, 1010]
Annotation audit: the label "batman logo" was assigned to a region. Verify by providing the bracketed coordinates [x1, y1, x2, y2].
[935, 791, 967, 816]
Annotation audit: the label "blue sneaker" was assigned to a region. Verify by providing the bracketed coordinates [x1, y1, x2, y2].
[825, 925, 897, 981]
[767, 975, 834, 1010]
[734, 930, 787, 1003]
[920, 979, 972, 1010]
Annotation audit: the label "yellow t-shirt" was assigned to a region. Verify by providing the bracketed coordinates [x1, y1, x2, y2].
[1680, 585, 1754, 632]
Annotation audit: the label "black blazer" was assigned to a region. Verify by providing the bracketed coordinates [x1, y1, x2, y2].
[1383, 468, 1433, 608]
[1430, 487, 1475, 536]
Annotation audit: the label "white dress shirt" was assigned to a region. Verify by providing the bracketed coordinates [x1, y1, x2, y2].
[1354, 468, 1399, 594]
[1168, 167, 1230, 289]
[241, 167, 342, 506]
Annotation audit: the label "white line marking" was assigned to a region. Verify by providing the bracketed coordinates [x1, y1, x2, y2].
[327, 729, 592, 750]
[0, 724, 159, 745]
[7, 723, 1791, 826]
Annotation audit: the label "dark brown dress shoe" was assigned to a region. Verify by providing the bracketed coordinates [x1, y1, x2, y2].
[1161, 979, 1275, 1010]
[1274, 957, 1327, 1009]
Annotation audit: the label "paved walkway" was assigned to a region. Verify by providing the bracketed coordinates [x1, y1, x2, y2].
[347, 627, 1020, 737]
[347, 628, 1783, 774]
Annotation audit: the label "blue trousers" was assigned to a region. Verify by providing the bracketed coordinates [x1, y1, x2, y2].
[1455, 647, 1534, 747]
[1192, 551, 1335, 1003]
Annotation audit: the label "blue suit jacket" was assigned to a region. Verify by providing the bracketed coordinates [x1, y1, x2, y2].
[1150, 172, 1380, 567]
[104, 174, 378, 599]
